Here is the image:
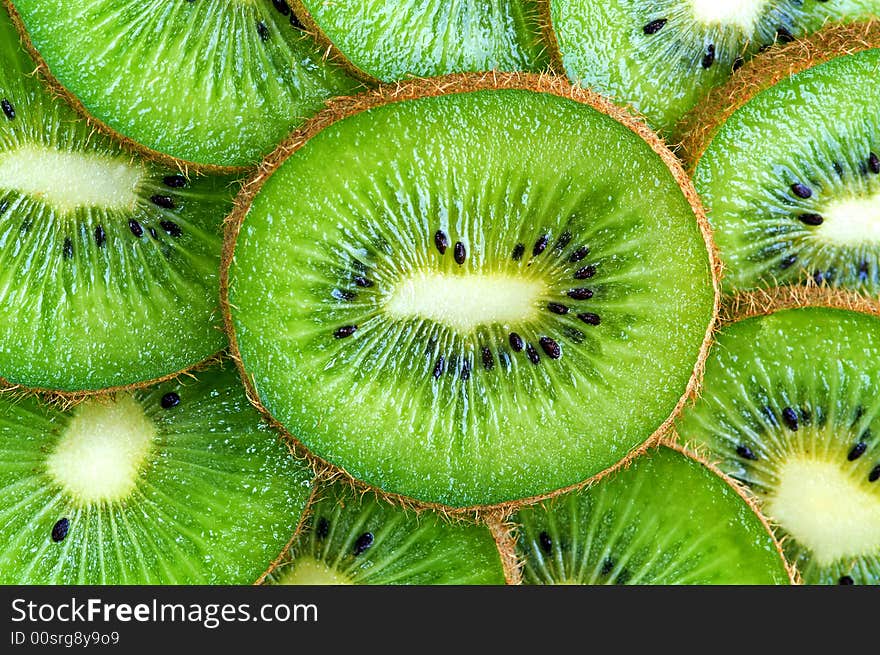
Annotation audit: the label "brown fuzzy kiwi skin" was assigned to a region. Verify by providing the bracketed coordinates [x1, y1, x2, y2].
[678, 20, 880, 170]
[220, 71, 722, 517]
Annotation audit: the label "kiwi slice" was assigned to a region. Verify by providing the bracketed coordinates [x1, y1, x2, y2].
[224, 75, 717, 508]
[0, 6, 236, 393]
[690, 44, 880, 296]
[544, 0, 880, 136]
[675, 300, 880, 584]
[6, 0, 361, 170]
[512, 446, 791, 584]
[267, 483, 505, 585]
[293, 0, 550, 82]
[0, 363, 312, 584]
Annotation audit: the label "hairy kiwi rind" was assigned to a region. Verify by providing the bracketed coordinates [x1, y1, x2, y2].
[221, 71, 722, 516]
[678, 20, 880, 168]
[720, 284, 880, 325]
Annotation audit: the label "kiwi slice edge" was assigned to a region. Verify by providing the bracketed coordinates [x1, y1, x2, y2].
[221, 71, 721, 513]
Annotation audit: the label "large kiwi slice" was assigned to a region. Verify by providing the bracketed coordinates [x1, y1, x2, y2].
[293, 0, 550, 82]
[223, 74, 718, 508]
[689, 41, 880, 296]
[675, 298, 880, 584]
[543, 0, 880, 136]
[0, 363, 312, 584]
[6, 0, 361, 169]
[0, 6, 234, 393]
[266, 483, 505, 585]
[512, 447, 792, 584]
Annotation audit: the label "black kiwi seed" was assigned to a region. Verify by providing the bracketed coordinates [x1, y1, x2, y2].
[538, 531, 552, 554]
[0, 201, 7, 216]
[780, 254, 797, 269]
[776, 26, 794, 43]
[481, 346, 494, 370]
[533, 234, 549, 257]
[334, 325, 358, 339]
[160, 220, 182, 237]
[460, 359, 471, 381]
[353, 532, 374, 556]
[859, 261, 870, 282]
[290, 11, 304, 29]
[781, 407, 799, 431]
[509, 333, 524, 352]
[434, 230, 448, 254]
[838, 575, 854, 585]
[454, 241, 466, 265]
[63, 237, 73, 259]
[869, 465, 880, 482]
[569, 245, 589, 262]
[433, 355, 445, 379]
[790, 183, 813, 199]
[512, 243, 525, 261]
[701, 44, 715, 69]
[539, 337, 561, 359]
[526, 343, 540, 364]
[51, 518, 69, 543]
[577, 312, 601, 325]
[149, 227, 159, 240]
[272, 0, 291, 15]
[869, 153, 880, 175]
[642, 18, 667, 35]
[316, 517, 330, 540]
[567, 288, 593, 300]
[128, 219, 144, 237]
[1, 98, 14, 120]
[798, 213, 824, 226]
[847, 442, 867, 461]
[601, 558, 615, 576]
[161, 392, 181, 409]
[548, 302, 569, 315]
[574, 265, 596, 279]
[554, 232, 572, 251]
[732, 56, 745, 72]
[736, 445, 758, 461]
[94, 225, 106, 248]
[162, 174, 187, 188]
[150, 195, 176, 209]
[353, 276, 373, 288]
[257, 20, 270, 41]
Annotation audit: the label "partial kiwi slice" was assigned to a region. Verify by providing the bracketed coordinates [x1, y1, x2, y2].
[6, 0, 361, 169]
[676, 301, 880, 584]
[512, 447, 791, 584]
[0, 363, 312, 584]
[224, 75, 718, 508]
[293, 0, 549, 82]
[544, 0, 880, 136]
[690, 44, 880, 296]
[266, 483, 505, 584]
[0, 6, 235, 393]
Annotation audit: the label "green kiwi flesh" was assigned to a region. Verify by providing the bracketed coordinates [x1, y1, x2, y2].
[547, 0, 880, 136]
[295, 0, 550, 81]
[7, 0, 361, 168]
[514, 447, 790, 584]
[694, 49, 880, 295]
[267, 483, 505, 585]
[0, 6, 235, 393]
[676, 307, 880, 584]
[0, 364, 312, 584]
[226, 80, 716, 507]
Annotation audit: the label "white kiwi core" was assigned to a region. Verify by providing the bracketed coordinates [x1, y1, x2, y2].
[687, 0, 768, 31]
[765, 456, 880, 566]
[276, 558, 353, 585]
[46, 396, 155, 504]
[0, 145, 144, 213]
[385, 271, 546, 333]
[814, 192, 880, 246]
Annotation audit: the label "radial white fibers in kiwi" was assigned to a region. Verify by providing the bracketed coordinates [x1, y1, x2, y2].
[676, 306, 880, 584]
[267, 483, 505, 585]
[514, 448, 790, 584]
[7, 0, 361, 168]
[295, 0, 550, 81]
[225, 78, 717, 507]
[694, 49, 880, 296]
[0, 364, 313, 584]
[0, 7, 234, 392]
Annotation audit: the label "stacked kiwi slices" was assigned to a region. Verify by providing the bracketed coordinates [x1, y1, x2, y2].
[4, 0, 879, 587]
